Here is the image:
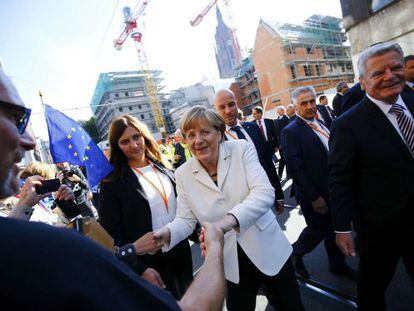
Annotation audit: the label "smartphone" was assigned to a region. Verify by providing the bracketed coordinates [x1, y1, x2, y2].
[35, 178, 61, 195]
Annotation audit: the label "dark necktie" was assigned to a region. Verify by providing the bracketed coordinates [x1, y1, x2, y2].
[230, 126, 246, 140]
[258, 120, 266, 139]
[389, 103, 414, 154]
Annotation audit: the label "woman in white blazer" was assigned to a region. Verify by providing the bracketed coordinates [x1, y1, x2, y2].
[155, 106, 304, 311]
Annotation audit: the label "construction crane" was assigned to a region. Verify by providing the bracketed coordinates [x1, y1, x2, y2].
[190, 0, 218, 26]
[114, 1, 165, 133]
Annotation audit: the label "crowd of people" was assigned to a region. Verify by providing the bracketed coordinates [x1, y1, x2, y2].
[0, 41, 413, 311]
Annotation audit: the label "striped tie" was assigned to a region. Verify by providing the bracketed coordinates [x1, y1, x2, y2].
[389, 103, 414, 154]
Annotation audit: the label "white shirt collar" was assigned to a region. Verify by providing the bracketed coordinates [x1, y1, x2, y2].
[297, 114, 314, 125]
[225, 120, 242, 131]
[366, 94, 406, 115]
[407, 81, 414, 88]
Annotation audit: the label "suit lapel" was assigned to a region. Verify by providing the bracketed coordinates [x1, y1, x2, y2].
[190, 156, 222, 194]
[362, 97, 413, 160]
[402, 92, 414, 117]
[124, 165, 148, 201]
[217, 143, 231, 190]
[295, 117, 327, 154]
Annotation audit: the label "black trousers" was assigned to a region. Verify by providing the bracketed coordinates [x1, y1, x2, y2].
[293, 204, 344, 269]
[357, 229, 414, 311]
[226, 244, 304, 311]
[278, 152, 286, 178]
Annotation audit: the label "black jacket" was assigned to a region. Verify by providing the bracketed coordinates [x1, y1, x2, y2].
[328, 93, 414, 233]
[99, 162, 192, 277]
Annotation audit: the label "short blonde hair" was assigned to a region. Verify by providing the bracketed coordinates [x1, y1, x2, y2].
[180, 106, 226, 139]
[20, 162, 56, 180]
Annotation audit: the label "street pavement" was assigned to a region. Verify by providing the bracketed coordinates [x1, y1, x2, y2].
[190, 174, 414, 310]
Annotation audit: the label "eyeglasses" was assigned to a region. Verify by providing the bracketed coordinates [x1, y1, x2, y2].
[0, 100, 31, 134]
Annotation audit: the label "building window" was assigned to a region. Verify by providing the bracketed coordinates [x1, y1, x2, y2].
[140, 114, 145, 120]
[129, 106, 133, 111]
[304, 65, 313, 77]
[371, 0, 395, 13]
[119, 107, 123, 112]
[115, 93, 119, 98]
[306, 47, 313, 54]
[315, 65, 322, 76]
[290, 65, 296, 79]
[138, 105, 142, 109]
[286, 46, 295, 54]
[125, 92, 129, 96]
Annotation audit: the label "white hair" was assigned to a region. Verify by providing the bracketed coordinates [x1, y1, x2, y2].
[357, 42, 404, 77]
[276, 105, 286, 112]
[291, 86, 316, 105]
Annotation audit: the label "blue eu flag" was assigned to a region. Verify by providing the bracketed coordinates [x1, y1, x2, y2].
[45, 104, 113, 188]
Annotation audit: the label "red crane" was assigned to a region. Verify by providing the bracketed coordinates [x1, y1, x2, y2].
[113, 1, 165, 133]
[190, 0, 218, 27]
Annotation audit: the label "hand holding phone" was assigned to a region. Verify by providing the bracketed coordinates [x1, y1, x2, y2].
[35, 178, 61, 195]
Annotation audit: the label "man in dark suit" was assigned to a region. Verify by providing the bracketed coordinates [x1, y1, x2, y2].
[338, 82, 365, 116]
[281, 86, 352, 279]
[332, 81, 349, 116]
[213, 89, 284, 215]
[404, 55, 414, 94]
[252, 105, 279, 153]
[329, 42, 414, 310]
[275, 106, 290, 178]
[317, 95, 335, 128]
[286, 104, 297, 122]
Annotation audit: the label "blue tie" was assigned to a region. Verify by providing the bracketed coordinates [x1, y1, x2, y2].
[230, 126, 246, 140]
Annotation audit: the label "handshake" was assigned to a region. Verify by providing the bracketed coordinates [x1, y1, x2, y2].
[133, 222, 224, 257]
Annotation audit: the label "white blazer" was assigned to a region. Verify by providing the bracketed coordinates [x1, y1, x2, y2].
[166, 140, 292, 284]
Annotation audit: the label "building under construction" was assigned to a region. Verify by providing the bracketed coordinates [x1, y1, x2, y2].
[253, 14, 354, 110]
[90, 70, 173, 139]
[231, 54, 262, 117]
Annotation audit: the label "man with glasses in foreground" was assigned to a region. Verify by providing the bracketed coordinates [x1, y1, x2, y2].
[0, 68, 226, 310]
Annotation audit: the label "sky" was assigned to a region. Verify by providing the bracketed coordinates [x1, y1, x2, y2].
[0, 0, 342, 139]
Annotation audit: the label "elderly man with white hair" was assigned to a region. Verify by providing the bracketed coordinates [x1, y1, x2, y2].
[329, 42, 414, 310]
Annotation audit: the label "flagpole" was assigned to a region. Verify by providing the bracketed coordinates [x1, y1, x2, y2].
[39, 90, 45, 108]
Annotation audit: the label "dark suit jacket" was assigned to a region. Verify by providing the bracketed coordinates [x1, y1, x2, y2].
[332, 93, 344, 116]
[317, 105, 334, 128]
[262, 118, 280, 151]
[288, 114, 297, 122]
[339, 83, 365, 116]
[275, 115, 290, 142]
[281, 117, 329, 208]
[240, 121, 284, 200]
[328, 93, 414, 233]
[99, 162, 192, 275]
[404, 83, 414, 94]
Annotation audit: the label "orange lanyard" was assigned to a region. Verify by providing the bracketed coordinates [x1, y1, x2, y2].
[308, 123, 330, 140]
[130, 164, 169, 212]
[225, 130, 238, 140]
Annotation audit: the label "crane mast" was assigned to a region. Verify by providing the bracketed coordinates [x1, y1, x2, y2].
[114, 1, 165, 133]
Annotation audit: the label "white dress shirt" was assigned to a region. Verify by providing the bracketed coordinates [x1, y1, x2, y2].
[132, 164, 177, 230]
[225, 121, 258, 155]
[407, 81, 414, 89]
[367, 94, 414, 154]
[298, 115, 330, 150]
[256, 118, 268, 141]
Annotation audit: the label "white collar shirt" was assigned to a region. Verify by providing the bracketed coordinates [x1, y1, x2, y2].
[367, 94, 414, 154]
[225, 121, 258, 155]
[255, 118, 268, 141]
[298, 115, 330, 150]
[407, 81, 414, 89]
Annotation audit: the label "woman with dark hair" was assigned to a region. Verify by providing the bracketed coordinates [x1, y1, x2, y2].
[99, 115, 193, 299]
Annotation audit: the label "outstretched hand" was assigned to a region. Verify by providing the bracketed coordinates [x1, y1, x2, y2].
[133, 232, 163, 255]
[199, 222, 224, 257]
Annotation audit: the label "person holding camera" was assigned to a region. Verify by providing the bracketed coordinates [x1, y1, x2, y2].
[8, 162, 75, 224]
[56, 162, 96, 218]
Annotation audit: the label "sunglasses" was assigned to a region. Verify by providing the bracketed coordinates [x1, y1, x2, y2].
[0, 100, 31, 134]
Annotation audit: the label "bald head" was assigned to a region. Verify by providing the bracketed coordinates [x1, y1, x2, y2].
[213, 89, 238, 127]
[0, 70, 25, 107]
